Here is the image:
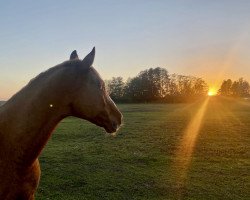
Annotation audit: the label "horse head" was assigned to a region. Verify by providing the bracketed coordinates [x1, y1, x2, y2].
[69, 48, 122, 133]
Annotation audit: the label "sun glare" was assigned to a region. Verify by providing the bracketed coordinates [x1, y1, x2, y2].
[208, 89, 216, 96]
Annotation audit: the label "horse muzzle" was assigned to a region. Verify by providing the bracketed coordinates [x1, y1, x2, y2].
[104, 121, 121, 133]
[92, 107, 123, 134]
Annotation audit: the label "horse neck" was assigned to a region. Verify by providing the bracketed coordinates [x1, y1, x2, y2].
[1, 70, 72, 167]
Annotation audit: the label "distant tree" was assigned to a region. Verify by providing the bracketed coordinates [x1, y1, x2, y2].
[231, 78, 250, 97]
[193, 78, 209, 96]
[218, 78, 250, 97]
[124, 76, 143, 102]
[124, 67, 170, 102]
[177, 75, 194, 97]
[107, 67, 209, 103]
[165, 75, 208, 102]
[168, 74, 179, 96]
[106, 77, 125, 102]
[218, 79, 232, 96]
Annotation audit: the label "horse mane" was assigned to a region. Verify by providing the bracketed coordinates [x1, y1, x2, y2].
[27, 60, 77, 86]
[5, 60, 82, 104]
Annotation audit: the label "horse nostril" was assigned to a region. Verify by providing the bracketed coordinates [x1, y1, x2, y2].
[112, 121, 118, 130]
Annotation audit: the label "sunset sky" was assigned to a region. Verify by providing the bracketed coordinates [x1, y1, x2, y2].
[0, 0, 250, 100]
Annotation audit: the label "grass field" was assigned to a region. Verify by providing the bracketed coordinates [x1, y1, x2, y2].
[36, 97, 250, 200]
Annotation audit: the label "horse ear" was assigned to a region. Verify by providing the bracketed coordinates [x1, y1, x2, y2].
[82, 47, 95, 67]
[70, 50, 79, 60]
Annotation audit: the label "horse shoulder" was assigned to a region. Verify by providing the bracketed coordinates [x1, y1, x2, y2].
[0, 157, 40, 200]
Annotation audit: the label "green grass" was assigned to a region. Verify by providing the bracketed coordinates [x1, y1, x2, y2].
[36, 97, 250, 200]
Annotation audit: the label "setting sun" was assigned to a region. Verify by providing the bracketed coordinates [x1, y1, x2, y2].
[208, 89, 216, 96]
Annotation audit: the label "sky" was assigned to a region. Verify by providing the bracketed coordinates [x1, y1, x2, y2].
[0, 0, 250, 100]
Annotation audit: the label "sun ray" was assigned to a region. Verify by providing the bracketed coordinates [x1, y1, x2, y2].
[172, 98, 210, 198]
[216, 98, 246, 126]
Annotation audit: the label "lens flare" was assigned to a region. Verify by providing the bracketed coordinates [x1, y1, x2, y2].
[172, 98, 209, 198]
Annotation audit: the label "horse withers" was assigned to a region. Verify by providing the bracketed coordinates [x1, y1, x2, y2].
[0, 47, 122, 199]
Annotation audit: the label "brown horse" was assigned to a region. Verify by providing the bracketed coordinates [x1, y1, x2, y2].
[0, 48, 122, 200]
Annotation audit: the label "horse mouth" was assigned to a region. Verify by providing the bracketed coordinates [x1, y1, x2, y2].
[103, 122, 121, 133]
[104, 123, 120, 133]
[89, 118, 119, 133]
[90, 115, 122, 134]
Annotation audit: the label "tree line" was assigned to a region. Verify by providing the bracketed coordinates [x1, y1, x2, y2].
[218, 78, 250, 97]
[105, 67, 208, 103]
